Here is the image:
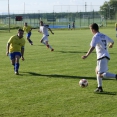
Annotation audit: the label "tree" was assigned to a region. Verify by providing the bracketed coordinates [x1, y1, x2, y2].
[99, 0, 117, 19]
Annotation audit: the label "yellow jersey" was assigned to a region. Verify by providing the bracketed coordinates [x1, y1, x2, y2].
[8, 35, 25, 53]
[23, 25, 32, 33]
[115, 23, 117, 28]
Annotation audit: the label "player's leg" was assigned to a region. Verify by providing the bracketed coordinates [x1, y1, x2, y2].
[40, 36, 46, 45]
[95, 66, 103, 92]
[100, 58, 117, 78]
[45, 41, 54, 51]
[14, 52, 21, 75]
[95, 58, 117, 92]
[41, 36, 54, 51]
[95, 59, 106, 92]
[45, 36, 54, 51]
[9, 52, 15, 71]
[27, 32, 33, 45]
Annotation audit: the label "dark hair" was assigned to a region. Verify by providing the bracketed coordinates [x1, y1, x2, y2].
[18, 28, 24, 32]
[90, 23, 99, 31]
[40, 21, 43, 23]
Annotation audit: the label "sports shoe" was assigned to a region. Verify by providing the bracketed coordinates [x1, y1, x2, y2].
[116, 74, 117, 80]
[51, 49, 54, 51]
[15, 71, 19, 75]
[30, 43, 33, 45]
[94, 87, 103, 92]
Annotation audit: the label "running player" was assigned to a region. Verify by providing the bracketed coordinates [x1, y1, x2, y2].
[23, 22, 33, 45]
[6, 29, 25, 75]
[38, 21, 54, 51]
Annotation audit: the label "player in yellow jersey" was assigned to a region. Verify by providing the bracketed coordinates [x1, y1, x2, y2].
[23, 22, 33, 45]
[6, 29, 25, 75]
[115, 22, 117, 37]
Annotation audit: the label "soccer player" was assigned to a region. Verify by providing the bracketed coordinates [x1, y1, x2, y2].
[71, 21, 75, 30]
[115, 22, 117, 37]
[38, 21, 54, 51]
[82, 23, 117, 92]
[68, 23, 71, 30]
[23, 22, 33, 45]
[6, 29, 25, 75]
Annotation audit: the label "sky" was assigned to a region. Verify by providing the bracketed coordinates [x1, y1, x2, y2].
[0, 0, 109, 14]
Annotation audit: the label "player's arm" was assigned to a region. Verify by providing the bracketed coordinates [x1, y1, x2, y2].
[21, 46, 25, 61]
[38, 27, 42, 33]
[82, 46, 95, 59]
[23, 26, 25, 32]
[48, 28, 54, 34]
[29, 27, 32, 32]
[6, 43, 10, 56]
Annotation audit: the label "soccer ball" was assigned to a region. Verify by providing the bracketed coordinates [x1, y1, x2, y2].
[79, 79, 88, 88]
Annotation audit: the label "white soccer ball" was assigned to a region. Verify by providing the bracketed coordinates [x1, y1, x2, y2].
[79, 79, 88, 88]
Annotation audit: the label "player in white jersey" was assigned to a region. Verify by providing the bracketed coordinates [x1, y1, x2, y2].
[82, 23, 117, 92]
[115, 22, 117, 37]
[38, 21, 54, 51]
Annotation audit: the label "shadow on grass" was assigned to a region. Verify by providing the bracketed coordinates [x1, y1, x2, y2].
[56, 50, 116, 55]
[21, 72, 114, 80]
[56, 51, 88, 54]
[21, 71, 96, 80]
[94, 91, 117, 95]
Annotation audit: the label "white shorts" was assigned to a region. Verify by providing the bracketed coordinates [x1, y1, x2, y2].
[42, 35, 48, 42]
[97, 58, 108, 74]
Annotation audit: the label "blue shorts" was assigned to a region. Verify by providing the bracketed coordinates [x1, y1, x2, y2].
[9, 52, 21, 60]
[26, 32, 31, 38]
[116, 28, 117, 31]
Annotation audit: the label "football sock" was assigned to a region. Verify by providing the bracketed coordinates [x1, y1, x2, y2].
[15, 63, 19, 72]
[28, 39, 32, 43]
[97, 74, 102, 87]
[48, 44, 52, 49]
[102, 72, 116, 78]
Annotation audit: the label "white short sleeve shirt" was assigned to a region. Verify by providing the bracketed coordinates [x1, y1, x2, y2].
[90, 32, 114, 60]
[40, 25, 49, 36]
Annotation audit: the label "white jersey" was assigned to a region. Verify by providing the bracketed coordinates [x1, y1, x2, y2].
[40, 25, 49, 36]
[90, 32, 114, 60]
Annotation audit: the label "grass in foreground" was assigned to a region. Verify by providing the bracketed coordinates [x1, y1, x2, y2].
[0, 28, 117, 117]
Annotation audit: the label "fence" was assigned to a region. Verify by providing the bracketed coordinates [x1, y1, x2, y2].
[0, 5, 117, 30]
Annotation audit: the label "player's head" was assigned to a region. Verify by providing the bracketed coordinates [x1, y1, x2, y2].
[24, 22, 27, 26]
[40, 21, 43, 25]
[90, 23, 99, 33]
[17, 28, 24, 38]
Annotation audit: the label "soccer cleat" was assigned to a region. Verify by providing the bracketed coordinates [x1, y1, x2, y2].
[116, 74, 117, 80]
[30, 43, 33, 45]
[15, 71, 19, 75]
[94, 87, 103, 92]
[115, 74, 117, 80]
[51, 49, 54, 51]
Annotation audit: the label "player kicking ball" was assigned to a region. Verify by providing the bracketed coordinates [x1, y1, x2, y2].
[82, 23, 117, 92]
[38, 21, 54, 51]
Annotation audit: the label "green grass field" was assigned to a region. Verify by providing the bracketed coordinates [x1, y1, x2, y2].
[0, 27, 117, 117]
